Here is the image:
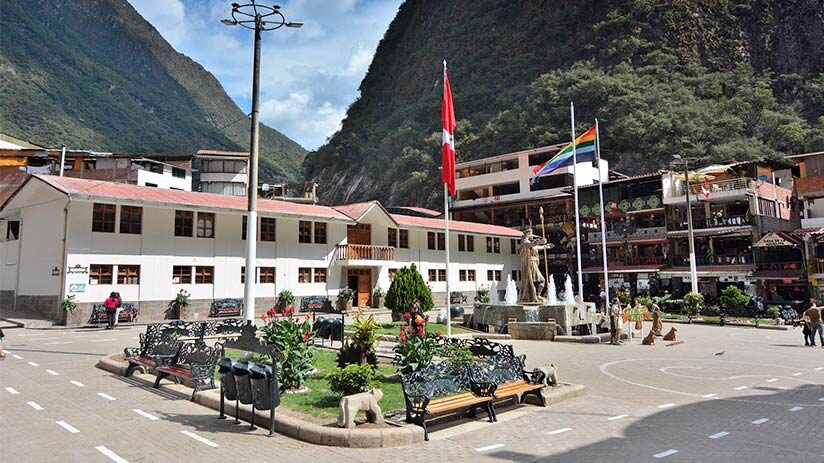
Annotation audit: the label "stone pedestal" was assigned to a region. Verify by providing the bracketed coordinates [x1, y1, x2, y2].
[508, 321, 557, 340]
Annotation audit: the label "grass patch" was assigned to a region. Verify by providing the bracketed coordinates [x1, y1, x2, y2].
[224, 348, 405, 420]
[376, 322, 467, 336]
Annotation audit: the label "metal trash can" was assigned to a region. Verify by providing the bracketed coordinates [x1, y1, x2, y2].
[217, 358, 237, 421]
[232, 361, 253, 405]
[249, 362, 280, 411]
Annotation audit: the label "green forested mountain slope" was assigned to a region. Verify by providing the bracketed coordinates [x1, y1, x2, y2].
[0, 0, 306, 182]
[304, 0, 824, 207]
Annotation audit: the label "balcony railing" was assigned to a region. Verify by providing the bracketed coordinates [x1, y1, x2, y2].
[672, 177, 750, 197]
[589, 226, 667, 242]
[757, 261, 803, 271]
[671, 254, 753, 266]
[584, 256, 668, 267]
[668, 214, 751, 231]
[336, 244, 394, 261]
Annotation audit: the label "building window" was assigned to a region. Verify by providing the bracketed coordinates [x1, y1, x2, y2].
[174, 210, 193, 237]
[428, 269, 437, 281]
[6, 221, 19, 240]
[511, 238, 517, 254]
[399, 229, 409, 248]
[314, 222, 327, 244]
[117, 265, 140, 285]
[458, 235, 465, 252]
[467, 269, 476, 281]
[299, 267, 312, 283]
[195, 266, 214, 284]
[388, 228, 397, 247]
[202, 159, 246, 174]
[119, 206, 142, 234]
[428, 232, 436, 250]
[487, 270, 502, 281]
[197, 212, 215, 238]
[242, 216, 247, 240]
[389, 268, 398, 281]
[172, 167, 186, 179]
[240, 266, 246, 284]
[259, 267, 276, 284]
[458, 234, 474, 252]
[203, 181, 245, 196]
[429, 232, 445, 250]
[438, 269, 446, 281]
[173, 265, 192, 284]
[92, 203, 116, 233]
[314, 268, 327, 283]
[487, 237, 500, 253]
[299, 221, 312, 243]
[512, 270, 519, 281]
[260, 217, 276, 241]
[437, 233, 445, 250]
[459, 269, 467, 281]
[89, 264, 113, 285]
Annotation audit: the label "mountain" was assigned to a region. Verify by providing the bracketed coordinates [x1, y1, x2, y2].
[0, 0, 306, 182]
[304, 0, 824, 207]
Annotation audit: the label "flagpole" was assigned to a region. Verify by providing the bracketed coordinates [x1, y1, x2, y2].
[595, 119, 609, 312]
[570, 102, 584, 302]
[443, 60, 452, 338]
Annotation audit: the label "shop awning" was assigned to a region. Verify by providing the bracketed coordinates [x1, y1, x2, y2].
[792, 227, 824, 237]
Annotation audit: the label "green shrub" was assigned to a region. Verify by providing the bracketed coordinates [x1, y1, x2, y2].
[338, 287, 356, 302]
[684, 292, 704, 316]
[702, 305, 721, 317]
[277, 290, 294, 308]
[719, 286, 749, 314]
[259, 306, 315, 391]
[337, 312, 380, 369]
[477, 287, 491, 303]
[637, 296, 653, 308]
[437, 342, 474, 368]
[384, 264, 434, 314]
[327, 364, 380, 396]
[766, 306, 781, 319]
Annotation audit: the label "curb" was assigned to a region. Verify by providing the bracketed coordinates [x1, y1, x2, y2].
[543, 383, 586, 406]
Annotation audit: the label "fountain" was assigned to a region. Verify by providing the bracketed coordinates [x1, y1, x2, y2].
[504, 276, 518, 305]
[489, 280, 500, 304]
[563, 275, 576, 305]
[547, 276, 558, 305]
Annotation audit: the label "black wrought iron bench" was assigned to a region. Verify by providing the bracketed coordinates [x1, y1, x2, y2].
[137, 319, 244, 345]
[209, 298, 243, 318]
[153, 341, 224, 400]
[91, 303, 139, 324]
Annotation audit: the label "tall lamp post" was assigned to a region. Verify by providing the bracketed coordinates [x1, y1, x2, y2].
[673, 154, 699, 294]
[223, 2, 302, 323]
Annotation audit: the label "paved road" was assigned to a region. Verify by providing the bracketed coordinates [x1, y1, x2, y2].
[2, 322, 823, 462]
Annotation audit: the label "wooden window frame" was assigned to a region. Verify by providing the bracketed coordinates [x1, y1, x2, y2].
[493, 237, 501, 254]
[92, 203, 116, 233]
[458, 235, 465, 252]
[298, 221, 312, 243]
[399, 229, 409, 248]
[119, 206, 142, 234]
[437, 269, 446, 281]
[258, 266, 276, 284]
[298, 267, 312, 283]
[174, 210, 193, 237]
[427, 232, 436, 250]
[194, 266, 214, 284]
[437, 232, 445, 250]
[511, 238, 517, 254]
[313, 268, 327, 283]
[467, 269, 476, 281]
[173, 265, 192, 284]
[466, 235, 474, 252]
[260, 217, 276, 242]
[117, 265, 140, 285]
[459, 269, 467, 281]
[486, 237, 493, 253]
[89, 264, 113, 285]
[196, 212, 215, 238]
[314, 222, 327, 244]
[428, 269, 437, 281]
[388, 228, 397, 247]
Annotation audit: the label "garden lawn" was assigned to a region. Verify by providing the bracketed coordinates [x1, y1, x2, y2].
[377, 322, 467, 336]
[224, 348, 405, 420]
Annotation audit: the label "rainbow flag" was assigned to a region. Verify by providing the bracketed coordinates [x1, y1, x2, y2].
[531, 126, 597, 183]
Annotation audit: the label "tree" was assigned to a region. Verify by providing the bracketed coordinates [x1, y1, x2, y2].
[719, 285, 749, 316]
[384, 263, 434, 314]
[683, 291, 705, 317]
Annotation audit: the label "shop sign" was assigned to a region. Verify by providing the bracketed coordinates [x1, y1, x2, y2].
[632, 198, 645, 210]
[68, 283, 85, 293]
[753, 232, 796, 248]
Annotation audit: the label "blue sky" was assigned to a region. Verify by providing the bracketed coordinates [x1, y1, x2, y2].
[129, 0, 402, 150]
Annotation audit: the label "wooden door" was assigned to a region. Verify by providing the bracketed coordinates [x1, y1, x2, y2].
[357, 272, 371, 307]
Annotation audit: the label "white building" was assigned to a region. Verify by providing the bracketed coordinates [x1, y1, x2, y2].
[195, 150, 249, 196]
[0, 175, 520, 324]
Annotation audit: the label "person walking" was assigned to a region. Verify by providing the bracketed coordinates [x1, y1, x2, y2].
[609, 298, 623, 345]
[103, 292, 119, 330]
[802, 303, 823, 347]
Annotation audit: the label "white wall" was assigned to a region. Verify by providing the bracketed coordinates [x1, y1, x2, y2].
[136, 169, 191, 191]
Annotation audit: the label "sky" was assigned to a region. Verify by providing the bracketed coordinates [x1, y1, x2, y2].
[129, 0, 403, 151]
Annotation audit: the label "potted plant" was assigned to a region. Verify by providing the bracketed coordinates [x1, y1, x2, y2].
[62, 294, 81, 325]
[277, 289, 294, 310]
[384, 264, 434, 322]
[338, 287, 355, 312]
[169, 289, 191, 319]
[372, 287, 385, 309]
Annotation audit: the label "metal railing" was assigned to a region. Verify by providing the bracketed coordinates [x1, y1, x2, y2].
[336, 244, 394, 261]
[588, 226, 667, 241]
[668, 214, 751, 231]
[672, 177, 750, 197]
[757, 261, 803, 271]
[671, 254, 753, 266]
[584, 255, 667, 267]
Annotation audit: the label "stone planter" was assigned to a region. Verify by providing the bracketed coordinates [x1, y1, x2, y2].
[338, 298, 352, 312]
[63, 309, 84, 326]
[372, 296, 384, 309]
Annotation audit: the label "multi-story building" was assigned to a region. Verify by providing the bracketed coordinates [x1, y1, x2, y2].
[660, 160, 799, 301]
[0, 175, 520, 325]
[195, 149, 249, 196]
[787, 151, 824, 300]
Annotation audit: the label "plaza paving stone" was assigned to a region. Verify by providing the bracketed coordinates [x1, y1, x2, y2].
[1, 322, 823, 462]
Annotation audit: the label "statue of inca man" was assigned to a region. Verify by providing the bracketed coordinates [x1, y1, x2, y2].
[519, 228, 552, 304]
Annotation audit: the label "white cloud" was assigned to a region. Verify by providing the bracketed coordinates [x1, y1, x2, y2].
[129, 0, 402, 150]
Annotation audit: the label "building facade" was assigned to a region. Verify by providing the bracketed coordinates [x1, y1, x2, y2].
[195, 150, 249, 196]
[0, 175, 520, 324]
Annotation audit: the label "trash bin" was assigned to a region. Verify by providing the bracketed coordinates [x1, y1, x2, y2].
[249, 362, 280, 411]
[232, 361, 253, 405]
[218, 358, 238, 401]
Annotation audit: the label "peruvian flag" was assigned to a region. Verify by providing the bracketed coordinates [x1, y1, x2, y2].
[701, 178, 711, 200]
[442, 61, 456, 196]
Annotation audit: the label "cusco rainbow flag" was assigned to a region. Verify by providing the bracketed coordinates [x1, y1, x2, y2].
[531, 126, 597, 183]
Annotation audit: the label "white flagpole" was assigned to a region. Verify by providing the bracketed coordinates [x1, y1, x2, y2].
[444, 60, 452, 338]
[571, 102, 584, 302]
[595, 119, 609, 311]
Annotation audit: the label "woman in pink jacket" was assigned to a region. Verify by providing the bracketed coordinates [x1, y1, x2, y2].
[103, 292, 119, 329]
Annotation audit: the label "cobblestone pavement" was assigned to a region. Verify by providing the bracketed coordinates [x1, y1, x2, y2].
[2, 322, 824, 462]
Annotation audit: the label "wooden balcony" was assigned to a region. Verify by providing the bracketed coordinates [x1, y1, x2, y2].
[336, 244, 394, 262]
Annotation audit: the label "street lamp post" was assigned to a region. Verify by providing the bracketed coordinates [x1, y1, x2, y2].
[674, 154, 699, 294]
[223, 2, 302, 323]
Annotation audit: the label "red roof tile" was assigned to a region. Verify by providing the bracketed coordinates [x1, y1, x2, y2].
[390, 213, 522, 237]
[333, 201, 377, 221]
[33, 175, 352, 221]
[390, 206, 442, 217]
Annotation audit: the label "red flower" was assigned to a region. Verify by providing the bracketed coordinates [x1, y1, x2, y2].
[281, 305, 295, 316]
[424, 314, 430, 322]
[399, 331, 407, 343]
[402, 312, 411, 321]
[400, 324, 409, 332]
[434, 331, 442, 337]
[415, 325, 425, 337]
[303, 327, 312, 342]
[266, 307, 277, 317]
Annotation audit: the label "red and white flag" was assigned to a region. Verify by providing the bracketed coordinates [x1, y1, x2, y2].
[701, 178, 711, 200]
[442, 61, 456, 196]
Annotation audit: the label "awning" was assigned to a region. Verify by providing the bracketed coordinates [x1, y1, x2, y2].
[751, 269, 805, 280]
[668, 227, 750, 238]
[753, 231, 802, 248]
[793, 227, 824, 237]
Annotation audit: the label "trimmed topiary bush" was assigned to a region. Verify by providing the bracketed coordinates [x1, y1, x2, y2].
[384, 263, 433, 315]
[327, 363, 380, 396]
